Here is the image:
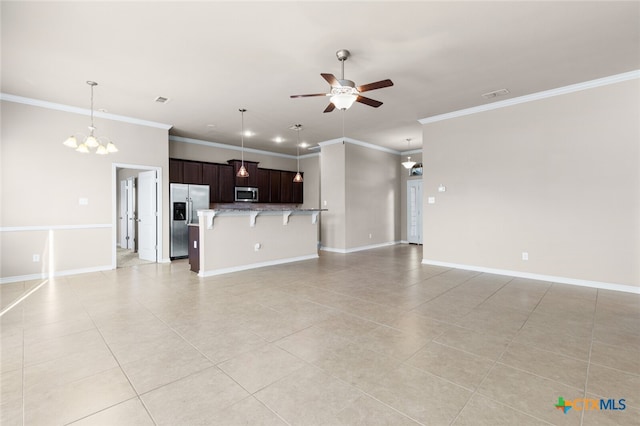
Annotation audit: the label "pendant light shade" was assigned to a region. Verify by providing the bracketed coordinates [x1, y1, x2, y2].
[237, 108, 249, 178]
[402, 158, 416, 169]
[401, 138, 416, 169]
[63, 81, 118, 155]
[63, 135, 78, 148]
[292, 124, 303, 183]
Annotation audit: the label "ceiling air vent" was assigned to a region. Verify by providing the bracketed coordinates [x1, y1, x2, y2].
[481, 88, 510, 99]
[154, 96, 170, 104]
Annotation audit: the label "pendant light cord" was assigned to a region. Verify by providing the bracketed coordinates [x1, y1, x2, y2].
[89, 83, 95, 135]
[240, 108, 246, 167]
[296, 126, 301, 172]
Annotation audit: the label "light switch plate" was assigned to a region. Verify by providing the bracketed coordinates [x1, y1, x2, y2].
[428, 197, 435, 204]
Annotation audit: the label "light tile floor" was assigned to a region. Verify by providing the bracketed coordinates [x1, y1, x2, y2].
[1, 245, 639, 425]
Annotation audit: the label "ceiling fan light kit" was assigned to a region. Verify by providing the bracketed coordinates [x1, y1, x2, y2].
[291, 49, 393, 113]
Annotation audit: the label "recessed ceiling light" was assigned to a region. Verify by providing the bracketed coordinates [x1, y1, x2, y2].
[244, 130, 253, 137]
[481, 89, 510, 99]
[154, 96, 170, 104]
[274, 136, 283, 143]
[207, 124, 216, 128]
[299, 142, 309, 148]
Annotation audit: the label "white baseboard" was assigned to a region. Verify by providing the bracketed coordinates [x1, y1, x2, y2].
[199, 254, 319, 277]
[422, 259, 639, 294]
[320, 241, 399, 254]
[0, 265, 113, 284]
[159, 258, 172, 264]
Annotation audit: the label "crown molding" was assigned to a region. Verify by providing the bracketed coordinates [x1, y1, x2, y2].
[0, 93, 173, 130]
[169, 135, 319, 160]
[419, 70, 640, 125]
[318, 137, 401, 155]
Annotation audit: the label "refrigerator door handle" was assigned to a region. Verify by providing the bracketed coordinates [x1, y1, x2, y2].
[186, 198, 191, 225]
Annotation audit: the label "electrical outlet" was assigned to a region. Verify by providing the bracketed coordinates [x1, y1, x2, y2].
[33, 254, 40, 262]
[522, 252, 529, 261]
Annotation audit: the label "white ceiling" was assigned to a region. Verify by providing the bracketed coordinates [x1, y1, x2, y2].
[2, 1, 639, 155]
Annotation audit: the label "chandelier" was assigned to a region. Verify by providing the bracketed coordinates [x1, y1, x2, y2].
[63, 81, 118, 155]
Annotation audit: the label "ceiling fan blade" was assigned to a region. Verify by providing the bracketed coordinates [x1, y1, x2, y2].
[321, 73, 341, 87]
[323, 103, 336, 113]
[356, 96, 383, 108]
[357, 79, 394, 93]
[290, 93, 328, 98]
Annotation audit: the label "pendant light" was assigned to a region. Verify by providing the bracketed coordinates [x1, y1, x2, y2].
[401, 138, 416, 169]
[292, 124, 303, 183]
[63, 81, 118, 155]
[236, 108, 249, 178]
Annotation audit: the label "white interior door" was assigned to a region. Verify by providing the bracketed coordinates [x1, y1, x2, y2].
[407, 180, 423, 244]
[119, 180, 127, 248]
[137, 171, 157, 262]
[126, 178, 135, 250]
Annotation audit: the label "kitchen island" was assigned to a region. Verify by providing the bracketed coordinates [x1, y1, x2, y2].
[194, 208, 325, 277]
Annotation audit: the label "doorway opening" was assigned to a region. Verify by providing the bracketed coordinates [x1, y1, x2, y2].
[112, 164, 162, 268]
[407, 179, 423, 245]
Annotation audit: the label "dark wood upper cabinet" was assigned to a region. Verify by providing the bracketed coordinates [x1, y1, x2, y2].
[256, 168, 270, 203]
[229, 160, 258, 187]
[183, 161, 203, 184]
[170, 158, 301, 205]
[218, 164, 235, 203]
[169, 159, 184, 183]
[269, 170, 281, 203]
[293, 177, 304, 204]
[280, 171, 294, 203]
[202, 163, 219, 202]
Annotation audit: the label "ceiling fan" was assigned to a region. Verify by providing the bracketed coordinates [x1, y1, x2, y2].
[290, 49, 394, 113]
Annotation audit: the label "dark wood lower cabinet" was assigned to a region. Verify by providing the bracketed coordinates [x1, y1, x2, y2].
[188, 226, 199, 273]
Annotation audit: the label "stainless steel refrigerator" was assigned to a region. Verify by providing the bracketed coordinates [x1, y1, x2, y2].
[170, 183, 209, 259]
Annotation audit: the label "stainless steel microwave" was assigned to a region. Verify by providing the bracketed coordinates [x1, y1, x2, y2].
[235, 186, 259, 202]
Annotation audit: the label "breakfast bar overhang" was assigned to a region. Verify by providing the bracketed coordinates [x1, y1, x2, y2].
[195, 208, 325, 277]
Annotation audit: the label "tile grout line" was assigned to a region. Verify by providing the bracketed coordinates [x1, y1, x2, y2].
[81, 302, 159, 426]
[447, 276, 556, 426]
[579, 288, 599, 426]
[134, 295, 292, 424]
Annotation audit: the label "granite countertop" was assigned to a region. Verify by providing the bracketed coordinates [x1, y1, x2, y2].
[209, 208, 327, 213]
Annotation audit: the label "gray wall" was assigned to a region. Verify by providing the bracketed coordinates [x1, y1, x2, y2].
[421, 78, 639, 287]
[1, 100, 169, 280]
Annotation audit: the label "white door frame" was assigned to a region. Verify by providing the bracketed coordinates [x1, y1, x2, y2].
[407, 179, 423, 244]
[112, 163, 163, 269]
[119, 180, 127, 248]
[126, 177, 136, 250]
[137, 170, 158, 262]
